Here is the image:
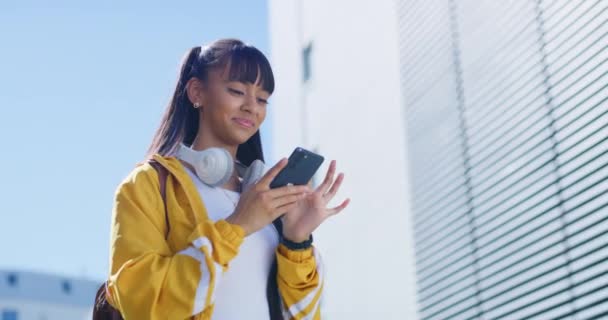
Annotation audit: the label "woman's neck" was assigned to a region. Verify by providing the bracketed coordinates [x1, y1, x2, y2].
[180, 158, 242, 192]
[190, 134, 238, 159]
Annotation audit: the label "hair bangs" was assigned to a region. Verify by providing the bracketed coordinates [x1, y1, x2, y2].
[226, 46, 275, 94]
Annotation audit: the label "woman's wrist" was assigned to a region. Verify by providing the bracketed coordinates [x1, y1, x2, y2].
[225, 213, 251, 236]
[280, 233, 313, 250]
[282, 230, 311, 243]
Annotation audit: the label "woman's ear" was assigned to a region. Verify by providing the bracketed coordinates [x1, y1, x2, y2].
[186, 78, 206, 108]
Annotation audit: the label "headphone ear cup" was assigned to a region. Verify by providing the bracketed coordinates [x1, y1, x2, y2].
[195, 147, 234, 187]
[241, 159, 266, 192]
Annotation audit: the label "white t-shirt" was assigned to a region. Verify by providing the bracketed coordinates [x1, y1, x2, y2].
[184, 168, 280, 320]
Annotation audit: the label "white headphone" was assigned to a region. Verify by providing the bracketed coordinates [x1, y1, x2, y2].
[176, 143, 266, 192]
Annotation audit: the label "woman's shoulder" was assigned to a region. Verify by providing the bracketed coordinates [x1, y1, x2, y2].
[115, 159, 161, 194]
[116, 155, 183, 192]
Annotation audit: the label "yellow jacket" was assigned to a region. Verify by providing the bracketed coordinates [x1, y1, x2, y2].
[106, 155, 323, 320]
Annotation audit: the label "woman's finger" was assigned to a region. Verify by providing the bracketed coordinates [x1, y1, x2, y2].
[272, 193, 305, 209]
[274, 202, 299, 216]
[268, 184, 311, 200]
[326, 198, 351, 216]
[317, 160, 336, 195]
[324, 172, 345, 200]
[257, 158, 288, 188]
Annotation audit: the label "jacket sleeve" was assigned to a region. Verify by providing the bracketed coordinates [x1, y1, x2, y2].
[276, 244, 325, 320]
[106, 166, 244, 320]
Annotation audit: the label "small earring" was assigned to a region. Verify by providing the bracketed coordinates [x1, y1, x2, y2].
[194, 103, 201, 109]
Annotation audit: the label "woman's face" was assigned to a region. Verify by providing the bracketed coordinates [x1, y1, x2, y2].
[196, 66, 270, 146]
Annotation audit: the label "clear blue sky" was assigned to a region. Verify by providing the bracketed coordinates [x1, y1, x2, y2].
[0, 0, 273, 281]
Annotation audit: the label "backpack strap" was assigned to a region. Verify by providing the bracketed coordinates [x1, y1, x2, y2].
[267, 217, 284, 320]
[148, 159, 170, 237]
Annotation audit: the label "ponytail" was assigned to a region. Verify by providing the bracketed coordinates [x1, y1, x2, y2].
[147, 47, 201, 157]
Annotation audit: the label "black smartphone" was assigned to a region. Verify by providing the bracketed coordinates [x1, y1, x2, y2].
[270, 147, 325, 189]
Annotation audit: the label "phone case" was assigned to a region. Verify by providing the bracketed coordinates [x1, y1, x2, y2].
[270, 147, 325, 188]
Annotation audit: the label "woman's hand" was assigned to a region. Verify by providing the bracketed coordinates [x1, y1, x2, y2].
[226, 158, 311, 236]
[282, 160, 351, 242]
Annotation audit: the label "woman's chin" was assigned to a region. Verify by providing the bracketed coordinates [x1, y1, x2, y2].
[230, 132, 255, 146]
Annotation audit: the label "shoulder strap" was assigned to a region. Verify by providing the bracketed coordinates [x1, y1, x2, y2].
[148, 159, 170, 238]
[267, 217, 284, 320]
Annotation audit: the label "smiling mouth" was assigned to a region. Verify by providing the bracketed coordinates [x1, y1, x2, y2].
[233, 118, 254, 128]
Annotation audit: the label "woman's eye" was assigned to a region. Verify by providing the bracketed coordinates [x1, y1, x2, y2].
[228, 88, 244, 95]
[257, 98, 268, 105]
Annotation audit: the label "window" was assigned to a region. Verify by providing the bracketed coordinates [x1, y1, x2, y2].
[61, 280, 72, 294]
[2, 310, 18, 320]
[302, 43, 313, 82]
[398, 0, 608, 319]
[6, 274, 17, 287]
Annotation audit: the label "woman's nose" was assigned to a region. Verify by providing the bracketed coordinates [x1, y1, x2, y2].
[242, 94, 258, 112]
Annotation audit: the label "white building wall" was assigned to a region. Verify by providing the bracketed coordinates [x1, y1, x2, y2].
[0, 300, 90, 320]
[0, 270, 98, 320]
[269, 1, 418, 319]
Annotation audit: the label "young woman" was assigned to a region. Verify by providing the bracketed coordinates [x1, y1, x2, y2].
[105, 39, 350, 320]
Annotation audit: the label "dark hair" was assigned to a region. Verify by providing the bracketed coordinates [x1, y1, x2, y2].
[146, 39, 275, 166]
